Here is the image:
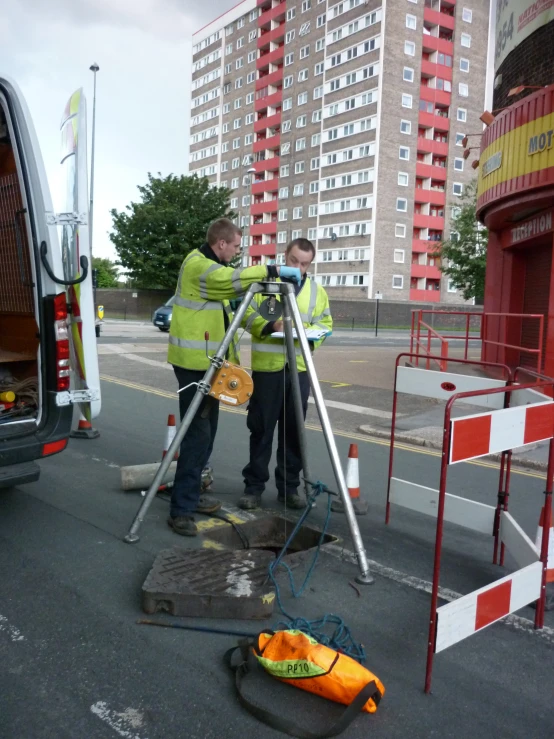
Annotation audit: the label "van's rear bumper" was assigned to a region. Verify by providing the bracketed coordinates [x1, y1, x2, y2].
[0, 461, 40, 489]
[0, 393, 73, 468]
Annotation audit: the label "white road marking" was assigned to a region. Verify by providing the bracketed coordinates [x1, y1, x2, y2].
[90, 703, 148, 738]
[0, 614, 25, 642]
[308, 397, 402, 419]
[324, 544, 554, 645]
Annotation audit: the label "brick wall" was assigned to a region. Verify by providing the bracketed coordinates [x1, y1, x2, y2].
[494, 21, 554, 109]
[97, 289, 173, 319]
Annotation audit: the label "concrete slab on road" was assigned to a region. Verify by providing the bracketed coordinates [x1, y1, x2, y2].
[1, 378, 553, 738]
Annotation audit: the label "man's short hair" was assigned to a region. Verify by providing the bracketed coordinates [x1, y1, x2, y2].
[286, 238, 316, 259]
[207, 218, 242, 246]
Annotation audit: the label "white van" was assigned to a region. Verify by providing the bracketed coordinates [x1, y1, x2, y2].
[0, 78, 100, 487]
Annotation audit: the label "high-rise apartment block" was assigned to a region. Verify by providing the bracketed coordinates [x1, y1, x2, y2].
[190, 0, 490, 301]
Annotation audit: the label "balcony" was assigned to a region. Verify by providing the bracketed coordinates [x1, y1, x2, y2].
[421, 34, 454, 56]
[417, 137, 449, 157]
[250, 242, 277, 257]
[254, 111, 281, 133]
[251, 222, 278, 237]
[414, 188, 446, 206]
[255, 90, 282, 112]
[421, 59, 453, 81]
[257, 23, 286, 49]
[413, 213, 445, 230]
[424, 7, 455, 30]
[252, 176, 279, 195]
[258, 1, 287, 27]
[256, 69, 283, 91]
[410, 288, 441, 303]
[257, 45, 285, 69]
[419, 111, 450, 132]
[253, 133, 281, 153]
[412, 238, 441, 253]
[411, 263, 442, 280]
[252, 155, 280, 173]
[251, 199, 279, 215]
[420, 85, 451, 107]
[416, 161, 448, 180]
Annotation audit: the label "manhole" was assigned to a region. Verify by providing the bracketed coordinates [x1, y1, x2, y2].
[201, 514, 339, 567]
[142, 547, 276, 620]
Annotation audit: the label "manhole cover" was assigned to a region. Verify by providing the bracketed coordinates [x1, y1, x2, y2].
[201, 514, 339, 567]
[142, 547, 276, 620]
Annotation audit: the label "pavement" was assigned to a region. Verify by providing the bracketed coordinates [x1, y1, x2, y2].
[1, 322, 553, 738]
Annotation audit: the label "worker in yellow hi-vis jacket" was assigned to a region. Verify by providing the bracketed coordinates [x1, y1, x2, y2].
[238, 238, 332, 511]
[167, 218, 301, 537]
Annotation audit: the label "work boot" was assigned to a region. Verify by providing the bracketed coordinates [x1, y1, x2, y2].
[201, 465, 214, 491]
[238, 494, 262, 511]
[195, 494, 222, 514]
[277, 493, 306, 510]
[168, 515, 198, 537]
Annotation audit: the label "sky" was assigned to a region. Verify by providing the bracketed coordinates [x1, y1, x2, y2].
[0, 0, 232, 261]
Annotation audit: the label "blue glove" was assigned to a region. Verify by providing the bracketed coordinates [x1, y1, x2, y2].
[280, 266, 302, 285]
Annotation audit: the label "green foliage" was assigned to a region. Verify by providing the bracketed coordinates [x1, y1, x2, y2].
[433, 180, 487, 301]
[109, 173, 236, 289]
[92, 257, 118, 288]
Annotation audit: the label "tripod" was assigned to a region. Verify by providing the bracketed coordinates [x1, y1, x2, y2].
[124, 281, 373, 584]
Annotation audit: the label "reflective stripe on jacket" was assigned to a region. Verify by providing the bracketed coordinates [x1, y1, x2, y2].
[168, 249, 268, 371]
[243, 277, 332, 372]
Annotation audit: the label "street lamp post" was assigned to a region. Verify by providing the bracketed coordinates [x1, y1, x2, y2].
[89, 62, 99, 308]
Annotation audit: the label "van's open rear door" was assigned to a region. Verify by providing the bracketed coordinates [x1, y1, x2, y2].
[60, 89, 100, 420]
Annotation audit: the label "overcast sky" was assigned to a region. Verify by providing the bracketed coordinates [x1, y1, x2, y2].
[0, 0, 231, 261]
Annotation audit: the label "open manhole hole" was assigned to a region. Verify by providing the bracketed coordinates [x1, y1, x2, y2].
[202, 514, 339, 567]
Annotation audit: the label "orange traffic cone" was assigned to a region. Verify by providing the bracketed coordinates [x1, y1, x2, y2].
[70, 411, 100, 439]
[162, 414, 179, 461]
[331, 443, 368, 515]
[536, 503, 554, 610]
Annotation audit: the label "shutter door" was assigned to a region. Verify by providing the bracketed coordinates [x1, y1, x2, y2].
[521, 245, 552, 371]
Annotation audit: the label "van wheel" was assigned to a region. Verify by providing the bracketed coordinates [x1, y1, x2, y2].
[159, 327, 169, 332]
[95, 325, 101, 338]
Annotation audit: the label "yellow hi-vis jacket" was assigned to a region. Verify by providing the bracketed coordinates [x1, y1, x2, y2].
[168, 248, 269, 371]
[242, 277, 332, 372]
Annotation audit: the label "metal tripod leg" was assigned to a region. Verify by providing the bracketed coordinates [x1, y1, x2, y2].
[284, 283, 374, 584]
[282, 294, 312, 501]
[124, 285, 260, 543]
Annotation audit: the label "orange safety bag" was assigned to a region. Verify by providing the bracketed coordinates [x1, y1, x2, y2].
[226, 630, 385, 738]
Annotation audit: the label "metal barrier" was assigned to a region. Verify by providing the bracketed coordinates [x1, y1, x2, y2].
[482, 312, 545, 374]
[386, 353, 553, 692]
[410, 310, 482, 370]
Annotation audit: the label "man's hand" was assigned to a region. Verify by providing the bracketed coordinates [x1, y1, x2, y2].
[272, 320, 284, 333]
[279, 266, 302, 284]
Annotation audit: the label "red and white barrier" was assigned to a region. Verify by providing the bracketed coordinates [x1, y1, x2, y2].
[386, 353, 554, 693]
[162, 414, 178, 461]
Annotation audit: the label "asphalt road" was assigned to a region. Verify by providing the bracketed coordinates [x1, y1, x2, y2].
[1, 323, 553, 738]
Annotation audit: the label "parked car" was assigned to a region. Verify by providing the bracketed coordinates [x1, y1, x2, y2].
[152, 296, 175, 331]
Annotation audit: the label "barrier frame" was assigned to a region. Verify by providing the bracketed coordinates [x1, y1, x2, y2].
[385, 353, 553, 693]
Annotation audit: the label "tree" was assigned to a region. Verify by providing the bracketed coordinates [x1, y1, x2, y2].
[110, 174, 236, 289]
[433, 180, 488, 301]
[92, 257, 118, 288]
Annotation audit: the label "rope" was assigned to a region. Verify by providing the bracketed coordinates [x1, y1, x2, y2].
[268, 481, 366, 664]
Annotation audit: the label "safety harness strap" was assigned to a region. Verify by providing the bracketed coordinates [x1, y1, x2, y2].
[225, 640, 381, 739]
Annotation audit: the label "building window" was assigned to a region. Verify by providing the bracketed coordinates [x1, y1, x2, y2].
[404, 41, 416, 56]
[400, 119, 411, 134]
[236, 57, 244, 69]
[287, 7, 296, 21]
[295, 161, 305, 173]
[313, 110, 322, 123]
[284, 75, 293, 89]
[459, 82, 469, 97]
[222, 123, 229, 134]
[232, 158, 240, 168]
[286, 30, 296, 43]
[461, 33, 471, 47]
[294, 183, 304, 196]
[309, 204, 317, 216]
[403, 67, 414, 82]
[298, 68, 309, 82]
[285, 53, 294, 66]
[453, 182, 463, 196]
[455, 133, 465, 146]
[353, 275, 365, 285]
[298, 91, 308, 105]
[248, 51, 256, 63]
[398, 172, 409, 186]
[406, 14, 417, 29]
[237, 17, 244, 28]
[279, 187, 289, 198]
[246, 95, 254, 106]
[300, 45, 310, 59]
[226, 43, 232, 54]
[308, 228, 317, 240]
[281, 142, 291, 154]
[296, 137, 306, 151]
[448, 278, 457, 293]
[235, 78, 243, 89]
[454, 157, 464, 171]
[282, 120, 292, 132]
[233, 118, 241, 130]
[310, 180, 319, 193]
[457, 108, 467, 122]
[317, 13, 326, 27]
[281, 164, 290, 177]
[231, 198, 238, 208]
[231, 178, 239, 188]
[242, 195, 250, 206]
[302, 0, 311, 11]
[283, 97, 293, 111]
[313, 85, 324, 99]
[395, 224, 406, 238]
[392, 275, 404, 289]
[460, 58, 470, 72]
[462, 7, 473, 22]
[234, 98, 242, 109]
[236, 37, 244, 49]
[316, 38, 325, 52]
[279, 209, 288, 221]
[293, 206, 303, 219]
[225, 63, 231, 74]
[396, 198, 408, 212]
[292, 229, 303, 240]
[312, 133, 320, 147]
[399, 146, 410, 160]
[278, 231, 287, 243]
[402, 93, 413, 108]
[297, 115, 307, 128]
[310, 157, 319, 170]
[222, 142, 229, 153]
[315, 61, 324, 75]
[394, 249, 405, 263]
[244, 134, 252, 145]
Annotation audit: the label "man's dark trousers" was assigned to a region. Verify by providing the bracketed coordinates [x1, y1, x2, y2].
[171, 366, 219, 517]
[242, 368, 310, 498]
